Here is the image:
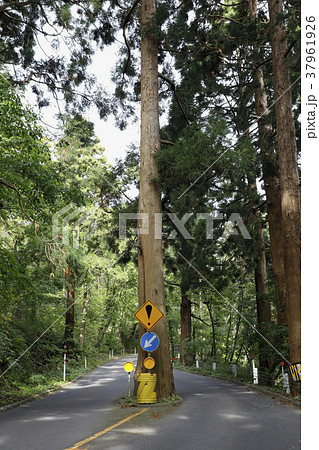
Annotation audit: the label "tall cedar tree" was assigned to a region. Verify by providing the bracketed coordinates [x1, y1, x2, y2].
[247, 0, 288, 327]
[267, 0, 301, 365]
[135, 0, 174, 398]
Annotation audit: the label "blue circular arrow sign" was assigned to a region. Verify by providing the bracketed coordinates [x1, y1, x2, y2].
[140, 332, 159, 352]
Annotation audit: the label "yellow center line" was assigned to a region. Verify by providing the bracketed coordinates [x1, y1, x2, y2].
[65, 408, 149, 450]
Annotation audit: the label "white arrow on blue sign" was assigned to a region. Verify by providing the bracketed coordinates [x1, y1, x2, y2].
[140, 332, 159, 352]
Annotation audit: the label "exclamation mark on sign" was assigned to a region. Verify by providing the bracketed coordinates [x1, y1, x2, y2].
[146, 304, 152, 326]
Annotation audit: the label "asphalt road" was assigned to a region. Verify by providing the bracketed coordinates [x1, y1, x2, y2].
[0, 357, 301, 450]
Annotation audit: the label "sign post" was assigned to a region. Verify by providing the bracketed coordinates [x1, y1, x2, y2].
[128, 372, 131, 396]
[123, 361, 135, 396]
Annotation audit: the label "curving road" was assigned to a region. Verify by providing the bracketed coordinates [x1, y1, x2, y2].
[0, 357, 301, 449]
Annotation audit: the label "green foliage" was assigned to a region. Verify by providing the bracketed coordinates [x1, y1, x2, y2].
[0, 108, 139, 403]
[0, 1, 116, 113]
[0, 75, 59, 220]
[0, 0, 299, 401]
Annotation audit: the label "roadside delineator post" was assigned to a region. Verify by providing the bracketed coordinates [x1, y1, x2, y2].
[232, 364, 237, 377]
[195, 354, 199, 368]
[252, 355, 258, 384]
[281, 362, 290, 394]
[212, 362, 216, 371]
[84, 356, 87, 368]
[63, 345, 67, 382]
[124, 362, 134, 397]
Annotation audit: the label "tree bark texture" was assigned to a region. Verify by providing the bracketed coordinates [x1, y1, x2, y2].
[247, 175, 272, 379]
[248, 0, 288, 326]
[135, 0, 174, 398]
[205, 301, 217, 358]
[180, 293, 192, 365]
[267, 0, 301, 364]
[263, 172, 287, 326]
[254, 216, 273, 382]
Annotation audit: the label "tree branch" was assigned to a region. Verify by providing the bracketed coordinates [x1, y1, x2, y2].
[191, 313, 210, 327]
[122, 0, 140, 77]
[285, 39, 297, 58]
[248, 199, 267, 213]
[158, 72, 190, 124]
[14, 71, 34, 85]
[0, 178, 35, 223]
[0, 1, 35, 13]
[161, 139, 175, 146]
[164, 279, 180, 287]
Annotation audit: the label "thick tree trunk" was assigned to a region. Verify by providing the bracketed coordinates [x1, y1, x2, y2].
[254, 224, 270, 327]
[254, 218, 273, 383]
[267, 0, 301, 364]
[135, 0, 174, 398]
[235, 29, 273, 374]
[263, 173, 287, 326]
[249, 0, 287, 327]
[79, 286, 88, 350]
[255, 73, 288, 326]
[248, 176, 273, 383]
[180, 292, 192, 365]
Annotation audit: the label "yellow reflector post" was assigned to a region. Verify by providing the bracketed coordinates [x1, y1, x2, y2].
[124, 361, 134, 373]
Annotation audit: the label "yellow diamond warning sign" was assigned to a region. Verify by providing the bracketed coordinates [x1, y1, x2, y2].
[134, 300, 164, 331]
